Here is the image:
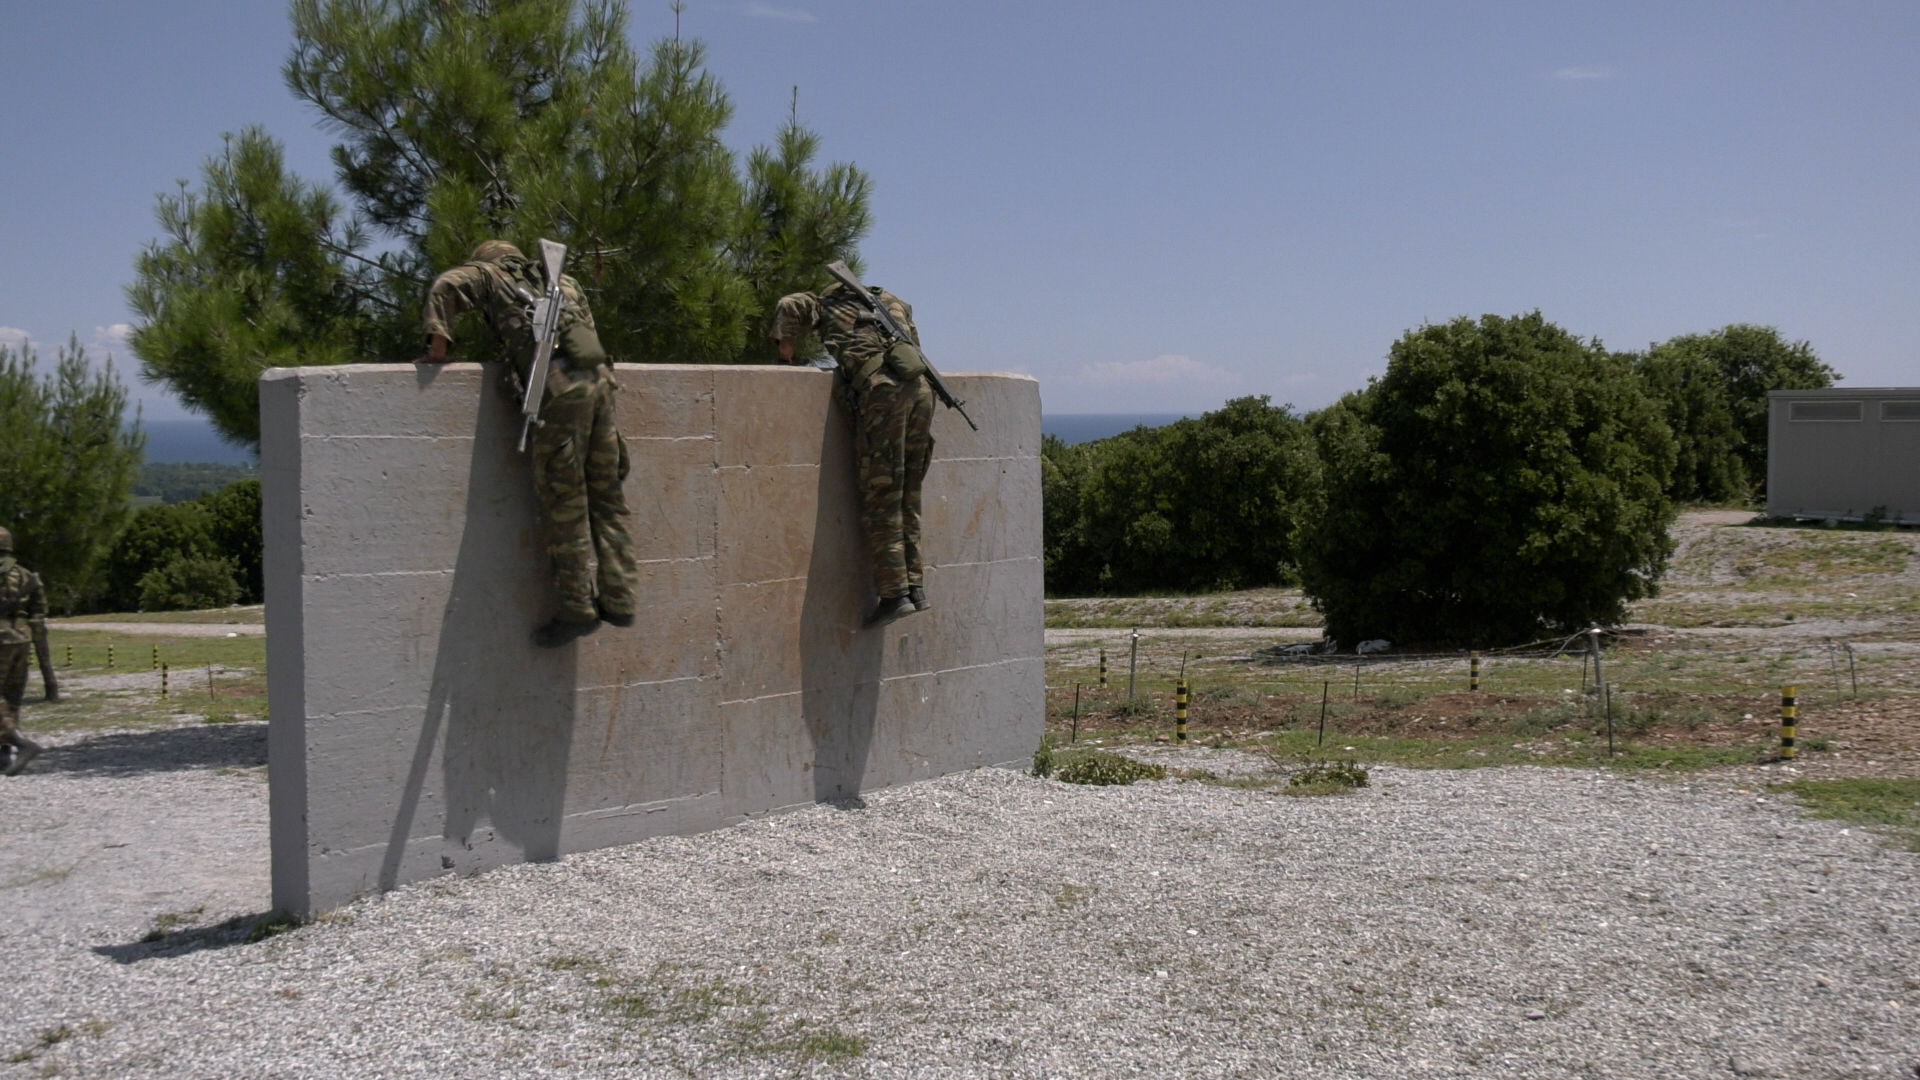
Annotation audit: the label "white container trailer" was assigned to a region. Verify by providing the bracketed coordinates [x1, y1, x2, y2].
[1767, 388, 1920, 523]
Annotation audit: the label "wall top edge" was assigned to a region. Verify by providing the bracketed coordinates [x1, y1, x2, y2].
[1768, 387, 1920, 399]
[261, 364, 1037, 384]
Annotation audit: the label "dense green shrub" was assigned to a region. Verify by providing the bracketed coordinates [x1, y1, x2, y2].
[1043, 396, 1321, 594]
[138, 554, 241, 612]
[104, 478, 259, 611]
[1632, 344, 1748, 504]
[1632, 325, 1833, 502]
[1299, 313, 1676, 647]
[203, 479, 263, 603]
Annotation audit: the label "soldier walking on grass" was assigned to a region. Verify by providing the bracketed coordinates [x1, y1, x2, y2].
[773, 273, 937, 629]
[0, 528, 47, 775]
[424, 240, 639, 648]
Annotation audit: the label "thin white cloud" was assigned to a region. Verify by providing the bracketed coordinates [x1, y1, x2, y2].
[85, 322, 133, 359]
[745, 2, 815, 21]
[0, 326, 29, 352]
[1044, 354, 1246, 413]
[1553, 66, 1615, 81]
[1072, 353, 1237, 387]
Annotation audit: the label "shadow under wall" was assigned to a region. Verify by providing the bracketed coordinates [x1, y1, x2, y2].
[379, 364, 578, 890]
[799, 403, 882, 803]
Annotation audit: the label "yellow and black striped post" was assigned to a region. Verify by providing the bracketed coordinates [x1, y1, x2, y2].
[1469, 651, 1481, 692]
[151, 644, 159, 670]
[1780, 685, 1797, 759]
[160, 662, 169, 700]
[1175, 679, 1189, 743]
[107, 644, 114, 668]
[64, 644, 71, 667]
[1099, 648, 1108, 689]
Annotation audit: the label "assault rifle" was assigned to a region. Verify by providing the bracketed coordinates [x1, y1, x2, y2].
[517, 238, 569, 452]
[824, 261, 978, 431]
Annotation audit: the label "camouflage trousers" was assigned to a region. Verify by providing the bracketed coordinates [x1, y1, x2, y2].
[852, 373, 935, 599]
[0, 642, 27, 740]
[531, 365, 637, 623]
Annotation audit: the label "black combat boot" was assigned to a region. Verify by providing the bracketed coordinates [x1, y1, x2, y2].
[596, 602, 635, 628]
[862, 595, 915, 630]
[908, 585, 929, 612]
[533, 616, 601, 648]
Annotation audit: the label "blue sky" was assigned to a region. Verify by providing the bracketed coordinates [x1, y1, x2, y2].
[2, 2, 1915, 422]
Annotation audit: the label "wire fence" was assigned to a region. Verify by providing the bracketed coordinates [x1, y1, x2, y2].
[1046, 627, 1892, 758]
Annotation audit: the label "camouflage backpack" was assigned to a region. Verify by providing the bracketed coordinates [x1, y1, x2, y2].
[489, 255, 608, 371]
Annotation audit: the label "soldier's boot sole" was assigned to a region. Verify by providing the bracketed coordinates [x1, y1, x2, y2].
[596, 604, 636, 628]
[862, 596, 916, 630]
[5, 737, 41, 777]
[534, 617, 602, 649]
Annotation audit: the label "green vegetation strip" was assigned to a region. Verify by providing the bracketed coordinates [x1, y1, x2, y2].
[1773, 779, 1920, 852]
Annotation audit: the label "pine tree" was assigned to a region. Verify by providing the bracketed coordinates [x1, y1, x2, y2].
[129, 0, 871, 447]
[0, 339, 144, 611]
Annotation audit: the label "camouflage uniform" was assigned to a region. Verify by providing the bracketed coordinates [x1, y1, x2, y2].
[773, 283, 935, 600]
[426, 247, 637, 624]
[0, 535, 47, 763]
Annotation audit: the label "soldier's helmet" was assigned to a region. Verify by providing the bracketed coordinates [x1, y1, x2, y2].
[0, 527, 11, 552]
[470, 240, 524, 264]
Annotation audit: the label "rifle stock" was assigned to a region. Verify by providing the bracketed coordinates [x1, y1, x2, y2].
[823, 262, 979, 431]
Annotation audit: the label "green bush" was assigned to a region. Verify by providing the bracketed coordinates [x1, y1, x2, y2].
[1632, 325, 1834, 503]
[1043, 396, 1321, 594]
[1051, 751, 1166, 787]
[1300, 312, 1676, 647]
[202, 479, 262, 603]
[137, 554, 240, 611]
[104, 478, 260, 611]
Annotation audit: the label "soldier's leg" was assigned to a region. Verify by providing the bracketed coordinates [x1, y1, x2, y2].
[0, 643, 28, 742]
[584, 376, 637, 620]
[900, 378, 936, 591]
[531, 382, 601, 624]
[857, 376, 912, 600]
[0, 644, 38, 773]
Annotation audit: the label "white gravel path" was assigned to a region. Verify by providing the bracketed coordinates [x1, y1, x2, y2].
[1, 723, 1915, 1078]
[44, 621, 265, 637]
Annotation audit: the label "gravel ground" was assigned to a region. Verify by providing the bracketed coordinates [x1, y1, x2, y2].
[1, 725, 1916, 1078]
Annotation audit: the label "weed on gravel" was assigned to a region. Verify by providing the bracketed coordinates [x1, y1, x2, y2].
[1286, 759, 1370, 796]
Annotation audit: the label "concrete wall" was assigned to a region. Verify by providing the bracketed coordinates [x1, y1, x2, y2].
[1768, 388, 1920, 523]
[262, 364, 1042, 917]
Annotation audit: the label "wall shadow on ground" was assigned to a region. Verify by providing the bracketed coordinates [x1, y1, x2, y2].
[31, 723, 266, 777]
[378, 368, 577, 892]
[92, 911, 286, 964]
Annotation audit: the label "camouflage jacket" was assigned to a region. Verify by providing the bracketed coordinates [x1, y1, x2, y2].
[424, 256, 608, 383]
[0, 557, 46, 647]
[772, 283, 921, 391]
